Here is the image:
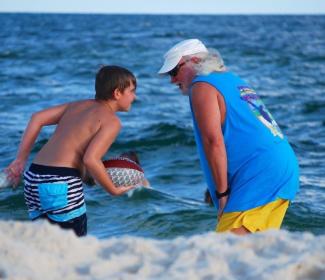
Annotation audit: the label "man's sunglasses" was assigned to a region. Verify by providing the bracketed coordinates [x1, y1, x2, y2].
[168, 61, 186, 77]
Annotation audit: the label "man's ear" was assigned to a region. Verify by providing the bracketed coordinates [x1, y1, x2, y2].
[113, 88, 122, 100]
[190, 56, 201, 64]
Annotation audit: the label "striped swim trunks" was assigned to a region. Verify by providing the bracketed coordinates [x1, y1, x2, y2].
[23, 163, 86, 222]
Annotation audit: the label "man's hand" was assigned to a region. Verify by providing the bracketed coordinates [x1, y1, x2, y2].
[217, 196, 229, 221]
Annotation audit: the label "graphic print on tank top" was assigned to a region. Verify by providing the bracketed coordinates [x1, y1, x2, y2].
[238, 86, 284, 139]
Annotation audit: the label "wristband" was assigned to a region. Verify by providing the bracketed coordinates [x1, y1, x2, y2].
[216, 187, 230, 199]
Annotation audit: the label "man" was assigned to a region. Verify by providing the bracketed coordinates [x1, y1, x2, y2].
[158, 39, 299, 235]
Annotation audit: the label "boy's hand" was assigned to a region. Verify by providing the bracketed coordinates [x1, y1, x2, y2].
[5, 159, 26, 188]
[117, 185, 135, 195]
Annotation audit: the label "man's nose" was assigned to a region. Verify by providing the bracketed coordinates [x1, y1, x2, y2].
[170, 75, 177, 83]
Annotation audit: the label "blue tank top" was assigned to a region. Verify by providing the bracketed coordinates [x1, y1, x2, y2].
[190, 72, 299, 212]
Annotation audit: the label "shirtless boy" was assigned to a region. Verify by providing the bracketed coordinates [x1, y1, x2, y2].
[5, 65, 136, 236]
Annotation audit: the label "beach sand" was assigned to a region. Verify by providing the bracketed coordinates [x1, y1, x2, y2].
[0, 220, 324, 280]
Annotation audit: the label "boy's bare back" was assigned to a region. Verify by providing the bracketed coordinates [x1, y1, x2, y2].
[34, 100, 120, 172]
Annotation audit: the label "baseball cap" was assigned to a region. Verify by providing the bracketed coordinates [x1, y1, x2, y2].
[158, 39, 208, 74]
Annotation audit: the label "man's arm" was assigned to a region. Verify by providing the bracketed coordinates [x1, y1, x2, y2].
[191, 82, 228, 217]
[83, 117, 134, 196]
[6, 103, 70, 185]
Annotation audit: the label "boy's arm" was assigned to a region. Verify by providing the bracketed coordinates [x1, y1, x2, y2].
[6, 103, 70, 185]
[83, 118, 134, 195]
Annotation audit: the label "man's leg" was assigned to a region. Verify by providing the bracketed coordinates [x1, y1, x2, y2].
[230, 226, 251, 235]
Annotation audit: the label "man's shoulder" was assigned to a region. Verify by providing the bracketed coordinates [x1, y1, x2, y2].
[191, 81, 221, 97]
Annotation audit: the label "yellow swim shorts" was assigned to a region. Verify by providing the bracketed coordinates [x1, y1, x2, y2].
[216, 199, 289, 233]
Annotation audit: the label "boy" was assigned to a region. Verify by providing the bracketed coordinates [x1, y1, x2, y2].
[5, 65, 136, 236]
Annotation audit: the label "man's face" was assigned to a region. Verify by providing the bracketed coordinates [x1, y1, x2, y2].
[168, 58, 196, 95]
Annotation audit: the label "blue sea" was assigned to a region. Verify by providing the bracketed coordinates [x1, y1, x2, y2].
[0, 13, 325, 280]
[0, 14, 324, 240]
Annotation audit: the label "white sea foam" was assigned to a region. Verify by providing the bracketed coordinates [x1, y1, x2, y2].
[0, 221, 324, 280]
[0, 172, 11, 189]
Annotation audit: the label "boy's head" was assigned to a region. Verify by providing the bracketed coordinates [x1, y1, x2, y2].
[95, 65, 136, 100]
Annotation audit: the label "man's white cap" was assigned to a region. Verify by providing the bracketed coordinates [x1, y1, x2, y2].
[158, 39, 208, 74]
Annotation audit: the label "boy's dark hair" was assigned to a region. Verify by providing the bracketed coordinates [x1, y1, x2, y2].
[95, 65, 136, 100]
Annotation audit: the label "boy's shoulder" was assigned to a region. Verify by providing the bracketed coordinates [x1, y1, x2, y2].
[66, 99, 120, 124]
[65, 99, 94, 111]
[91, 102, 122, 128]
[102, 113, 121, 130]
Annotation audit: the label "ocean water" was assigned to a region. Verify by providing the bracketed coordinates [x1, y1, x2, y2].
[0, 14, 324, 279]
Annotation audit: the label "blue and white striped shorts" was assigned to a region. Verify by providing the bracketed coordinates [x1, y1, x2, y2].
[23, 163, 86, 222]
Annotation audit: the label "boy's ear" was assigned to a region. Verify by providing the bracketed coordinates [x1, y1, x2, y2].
[113, 88, 122, 100]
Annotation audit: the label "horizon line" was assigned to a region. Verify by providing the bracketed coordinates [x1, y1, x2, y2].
[0, 11, 324, 16]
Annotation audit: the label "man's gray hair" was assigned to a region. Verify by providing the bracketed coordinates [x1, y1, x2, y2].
[185, 49, 226, 75]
